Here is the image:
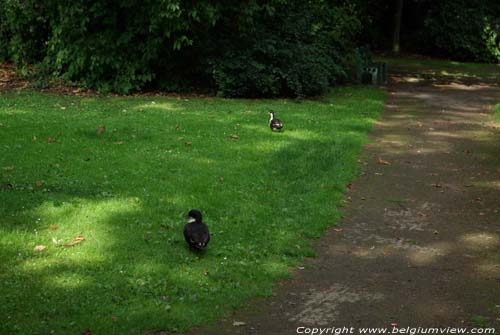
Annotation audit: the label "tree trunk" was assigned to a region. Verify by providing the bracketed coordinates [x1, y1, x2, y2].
[392, 0, 404, 54]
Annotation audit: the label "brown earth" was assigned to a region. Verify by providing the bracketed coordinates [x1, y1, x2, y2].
[182, 74, 500, 334]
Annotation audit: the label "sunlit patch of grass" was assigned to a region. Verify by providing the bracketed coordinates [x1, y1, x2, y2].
[0, 87, 385, 334]
[376, 56, 500, 80]
[494, 104, 500, 123]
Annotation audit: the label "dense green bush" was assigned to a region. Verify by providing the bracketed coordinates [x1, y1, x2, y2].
[0, 0, 49, 64]
[423, 0, 500, 62]
[0, 0, 361, 96]
[211, 2, 359, 97]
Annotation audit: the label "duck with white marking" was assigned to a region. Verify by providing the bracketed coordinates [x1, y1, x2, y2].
[183, 209, 210, 251]
[269, 111, 283, 131]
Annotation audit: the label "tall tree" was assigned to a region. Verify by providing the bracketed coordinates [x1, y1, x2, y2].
[392, 0, 404, 53]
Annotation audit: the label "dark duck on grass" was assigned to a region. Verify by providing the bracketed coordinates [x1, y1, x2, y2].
[269, 111, 283, 131]
[183, 209, 210, 251]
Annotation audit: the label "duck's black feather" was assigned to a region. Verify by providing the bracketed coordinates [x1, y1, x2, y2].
[269, 111, 283, 131]
[183, 210, 210, 250]
[270, 118, 283, 130]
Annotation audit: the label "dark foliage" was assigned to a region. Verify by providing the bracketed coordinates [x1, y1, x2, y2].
[422, 0, 500, 62]
[356, 0, 500, 63]
[209, 2, 360, 97]
[0, 0, 362, 96]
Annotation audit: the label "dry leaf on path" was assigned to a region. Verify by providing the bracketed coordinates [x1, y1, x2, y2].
[232, 321, 246, 327]
[376, 156, 391, 165]
[64, 235, 85, 247]
[96, 124, 105, 135]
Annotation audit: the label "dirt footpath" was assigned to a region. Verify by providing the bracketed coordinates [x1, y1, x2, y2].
[188, 75, 500, 334]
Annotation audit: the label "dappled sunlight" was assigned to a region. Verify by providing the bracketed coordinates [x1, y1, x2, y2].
[33, 197, 142, 230]
[460, 232, 499, 251]
[407, 242, 453, 266]
[475, 259, 500, 277]
[135, 102, 182, 112]
[48, 272, 95, 289]
[261, 259, 290, 278]
[475, 180, 500, 190]
[0, 87, 387, 334]
[394, 76, 425, 83]
[350, 246, 392, 258]
[0, 108, 32, 115]
[433, 83, 493, 91]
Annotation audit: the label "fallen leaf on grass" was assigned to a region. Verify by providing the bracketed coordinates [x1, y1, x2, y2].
[230, 134, 239, 139]
[185, 141, 192, 145]
[175, 124, 180, 131]
[203, 269, 209, 276]
[376, 156, 391, 165]
[114, 141, 124, 145]
[34, 245, 46, 252]
[3, 166, 14, 171]
[35, 180, 43, 188]
[346, 183, 353, 190]
[47, 137, 57, 143]
[64, 235, 85, 247]
[81, 329, 92, 335]
[49, 224, 58, 230]
[232, 321, 246, 327]
[244, 109, 253, 113]
[96, 124, 105, 135]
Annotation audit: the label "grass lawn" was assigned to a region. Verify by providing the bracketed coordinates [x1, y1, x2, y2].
[494, 104, 500, 123]
[376, 55, 500, 80]
[0, 87, 385, 334]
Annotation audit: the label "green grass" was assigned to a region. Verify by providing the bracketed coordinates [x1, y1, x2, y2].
[494, 104, 500, 123]
[375, 55, 500, 80]
[0, 87, 385, 334]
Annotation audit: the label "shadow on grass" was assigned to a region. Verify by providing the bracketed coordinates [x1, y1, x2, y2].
[0, 88, 384, 334]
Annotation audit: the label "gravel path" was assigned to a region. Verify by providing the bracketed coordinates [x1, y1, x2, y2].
[186, 74, 500, 335]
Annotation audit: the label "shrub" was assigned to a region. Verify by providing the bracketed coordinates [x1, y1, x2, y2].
[423, 0, 500, 62]
[210, 2, 360, 97]
[0, 0, 362, 96]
